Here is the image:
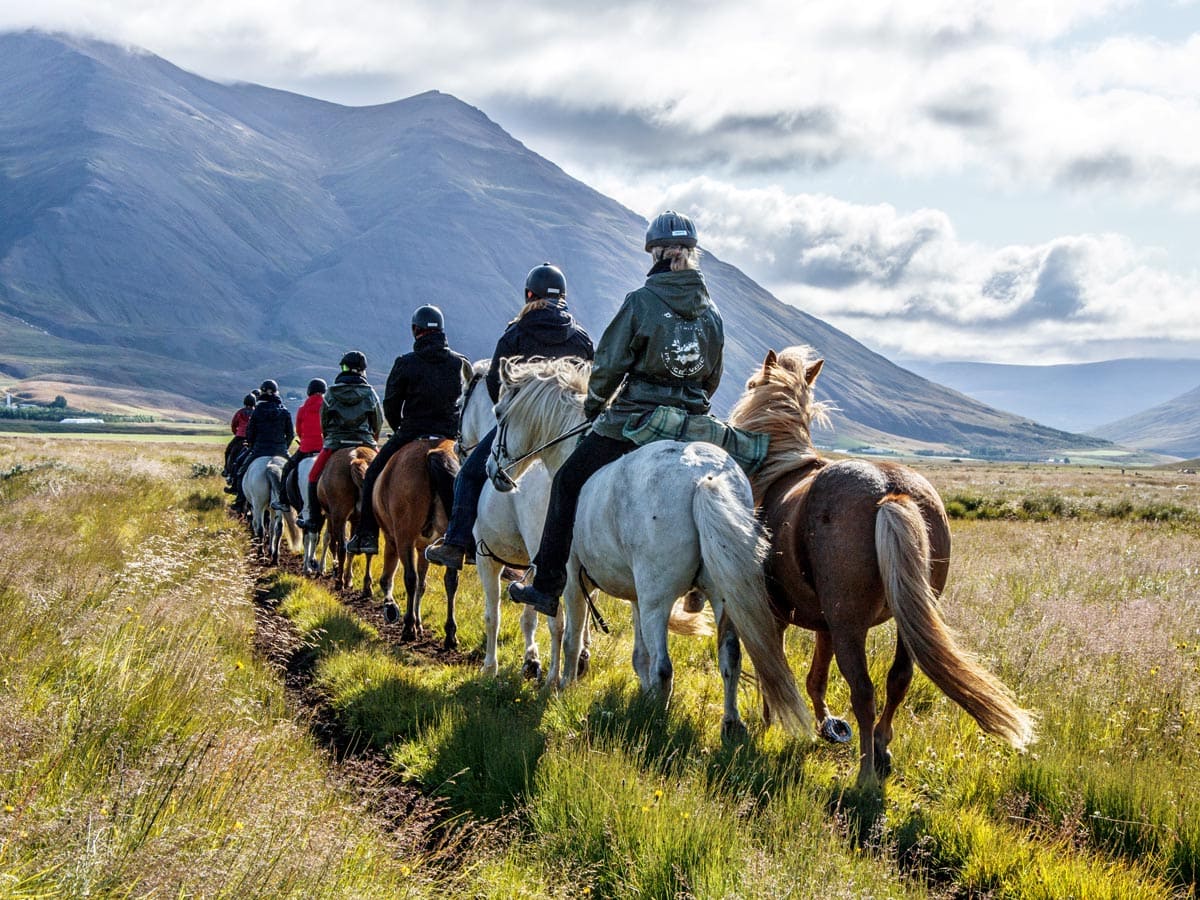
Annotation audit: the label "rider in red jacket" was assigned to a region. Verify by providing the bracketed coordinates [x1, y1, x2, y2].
[277, 379, 326, 511]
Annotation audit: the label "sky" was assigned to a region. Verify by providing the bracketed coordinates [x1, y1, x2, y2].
[2, 0, 1199, 366]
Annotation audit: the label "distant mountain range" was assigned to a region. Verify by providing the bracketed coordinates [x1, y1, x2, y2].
[900, 358, 1200, 454]
[0, 30, 1137, 458]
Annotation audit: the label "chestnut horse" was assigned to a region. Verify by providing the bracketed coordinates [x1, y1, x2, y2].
[369, 438, 461, 647]
[729, 346, 1035, 787]
[316, 446, 377, 590]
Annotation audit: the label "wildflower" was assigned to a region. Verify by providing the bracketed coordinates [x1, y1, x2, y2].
[4, 804, 14, 813]
[232, 821, 244, 831]
[124, 606, 134, 613]
[235, 661, 244, 670]
[641, 805, 650, 813]
[654, 789, 663, 802]
[400, 865, 412, 876]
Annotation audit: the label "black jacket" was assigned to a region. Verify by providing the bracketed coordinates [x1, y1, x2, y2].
[384, 332, 472, 440]
[486, 304, 595, 402]
[245, 396, 294, 457]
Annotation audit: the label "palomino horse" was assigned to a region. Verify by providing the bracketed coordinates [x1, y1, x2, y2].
[729, 346, 1036, 787]
[242, 455, 300, 565]
[488, 358, 812, 739]
[316, 446, 376, 590]
[368, 438, 461, 646]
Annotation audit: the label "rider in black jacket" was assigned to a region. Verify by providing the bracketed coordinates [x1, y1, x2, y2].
[346, 306, 472, 556]
[232, 380, 294, 510]
[425, 263, 594, 569]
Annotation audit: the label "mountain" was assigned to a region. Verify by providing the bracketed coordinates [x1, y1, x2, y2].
[0, 31, 1113, 457]
[1094, 385, 1200, 458]
[898, 359, 1200, 433]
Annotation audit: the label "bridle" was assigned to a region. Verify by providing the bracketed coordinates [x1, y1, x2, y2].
[489, 416, 592, 491]
[454, 371, 486, 457]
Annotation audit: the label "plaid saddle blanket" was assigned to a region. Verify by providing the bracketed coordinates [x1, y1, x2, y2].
[621, 405, 770, 475]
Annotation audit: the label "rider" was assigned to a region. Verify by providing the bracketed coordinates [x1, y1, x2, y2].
[425, 263, 593, 569]
[345, 305, 472, 556]
[509, 211, 723, 616]
[276, 378, 326, 511]
[297, 352, 384, 533]
[223, 392, 257, 487]
[233, 380, 295, 512]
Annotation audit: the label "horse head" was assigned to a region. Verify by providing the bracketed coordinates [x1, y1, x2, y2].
[487, 356, 590, 492]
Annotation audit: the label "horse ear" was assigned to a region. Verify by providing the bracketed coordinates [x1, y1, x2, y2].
[805, 359, 824, 385]
[761, 350, 778, 376]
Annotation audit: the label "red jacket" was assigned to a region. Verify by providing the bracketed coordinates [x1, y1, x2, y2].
[231, 407, 252, 437]
[295, 394, 324, 453]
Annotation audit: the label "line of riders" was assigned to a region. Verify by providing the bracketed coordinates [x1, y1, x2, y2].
[223, 211, 749, 619]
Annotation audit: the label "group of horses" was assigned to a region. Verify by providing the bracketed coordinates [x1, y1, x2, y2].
[238, 345, 1034, 788]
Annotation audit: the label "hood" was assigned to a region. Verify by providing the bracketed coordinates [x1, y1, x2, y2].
[414, 331, 450, 360]
[642, 270, 712, 320]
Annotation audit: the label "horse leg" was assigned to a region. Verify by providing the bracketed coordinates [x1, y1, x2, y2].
[557, 579, 589, 691]
[521, 604, 541, 681]
[401, 544, 421, 641]
[543, 605, 565, 694]
[712, 601, 747, 740]
[442, 563, 459, 651]
[478, 556, 505, 676]
[872, 633, 913, 780]
[379, 538, 401, 625]
[360, 546, 375, 599]
[629, 601, 652, 692]
[809, 629, 853, 744]
[831, 628, 880, 789]
[638, 597, 674, 704]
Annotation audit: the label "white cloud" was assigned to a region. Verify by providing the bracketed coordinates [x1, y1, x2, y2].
[658, 177, 1200, 363]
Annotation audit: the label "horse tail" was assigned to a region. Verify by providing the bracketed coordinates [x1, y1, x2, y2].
[693, 470, 814, 740]
[877, 494, 1036, 749]
[666, 597, 714, 637]
[349, 448, 372, 488]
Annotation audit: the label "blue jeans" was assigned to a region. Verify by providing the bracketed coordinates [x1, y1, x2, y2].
[443, 427, 495, 549]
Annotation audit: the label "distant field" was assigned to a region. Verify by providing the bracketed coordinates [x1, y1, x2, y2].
[0, 422, 228, 443]
[1, 441, 1197, 898]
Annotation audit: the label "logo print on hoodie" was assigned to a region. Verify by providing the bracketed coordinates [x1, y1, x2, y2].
[662, 322, 706, 378]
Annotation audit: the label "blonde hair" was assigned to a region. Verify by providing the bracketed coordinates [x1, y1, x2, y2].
[651, 245, 702, 271]
[509, 296, 554, 325]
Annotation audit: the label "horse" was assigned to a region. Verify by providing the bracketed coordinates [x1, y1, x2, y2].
[242, 455, 300, 565]
[316, 446, 376, 590]
[297, 455, 329, 576]
[488, 358, 813, 739]
[368, 437, 461, 646]
[728, 346, 1036, 787]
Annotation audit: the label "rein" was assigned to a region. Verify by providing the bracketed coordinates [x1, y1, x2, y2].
[490, 418, 592, 490]
[455, 372, 486, 456]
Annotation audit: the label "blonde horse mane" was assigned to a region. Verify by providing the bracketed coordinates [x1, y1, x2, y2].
[496, 357, 591, 439]
[729, 345, 834, 500]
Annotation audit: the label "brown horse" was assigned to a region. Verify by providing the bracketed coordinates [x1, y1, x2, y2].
[316, 446, 377, 590]
[368, 438, 461, 647]
[729, 346, 1035, 788]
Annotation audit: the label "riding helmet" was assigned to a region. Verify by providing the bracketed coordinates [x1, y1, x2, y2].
[242, 393, 257, 407]
[411, 305, 445, 332]
[644, 210, 698, 251]
[524, 263, 567, 301]
[259, 379, 279, 395]
[307, 378, 328, 396]
[339, 350, 368, 372]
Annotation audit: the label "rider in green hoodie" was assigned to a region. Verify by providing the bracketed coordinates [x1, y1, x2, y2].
[510, 211, 723, 617]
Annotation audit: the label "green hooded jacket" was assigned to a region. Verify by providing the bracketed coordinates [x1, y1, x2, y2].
[585, 268, 723, 441]
[320, 373, 384, 449]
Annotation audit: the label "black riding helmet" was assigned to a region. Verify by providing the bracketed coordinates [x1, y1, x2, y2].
[340, 350, 368, 372]
[525, 263, 567, 301]
[644, 210, 698, 251]
[259, 379, 279, 395]
[307, 378, 327, 396]
[411, 305, 445, 332]
[242, 393, 257, 407]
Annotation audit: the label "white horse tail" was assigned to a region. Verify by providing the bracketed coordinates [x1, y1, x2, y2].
[666, 597, 714, 637]
[876, 494, 1036, 749]
[693, 470, 815, 740]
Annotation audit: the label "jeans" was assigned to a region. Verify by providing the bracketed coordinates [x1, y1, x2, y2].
[531, 432, 635, 596]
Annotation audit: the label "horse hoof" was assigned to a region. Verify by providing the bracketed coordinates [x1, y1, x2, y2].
[576, 649, 591, 679]
[443, 634, 459, 651]
[522, 659, 542, 681]
[382, 602, 400, 626]
[820, 717, 853, 744]
[721, 718, 749, 742]
[873, 749, 893, 779]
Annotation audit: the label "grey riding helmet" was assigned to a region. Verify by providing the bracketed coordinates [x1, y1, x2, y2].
[644, 210, 698, 251]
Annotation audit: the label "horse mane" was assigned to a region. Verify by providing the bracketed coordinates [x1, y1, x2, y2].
[471, 358, 490, 377]
[729, 345, 833, 500]
[498, 356, 591, 425]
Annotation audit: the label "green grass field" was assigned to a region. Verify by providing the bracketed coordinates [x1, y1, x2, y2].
[1, 438, 1197, 897]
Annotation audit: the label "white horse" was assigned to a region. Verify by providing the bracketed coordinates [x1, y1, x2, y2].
[297, 455, 329, 576]
[243, 455, 300, 565]
[457, 360, 560, 680]
[488, 358, 814, 739]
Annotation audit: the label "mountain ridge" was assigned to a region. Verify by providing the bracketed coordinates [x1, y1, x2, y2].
[0, 30, 1118, 457]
